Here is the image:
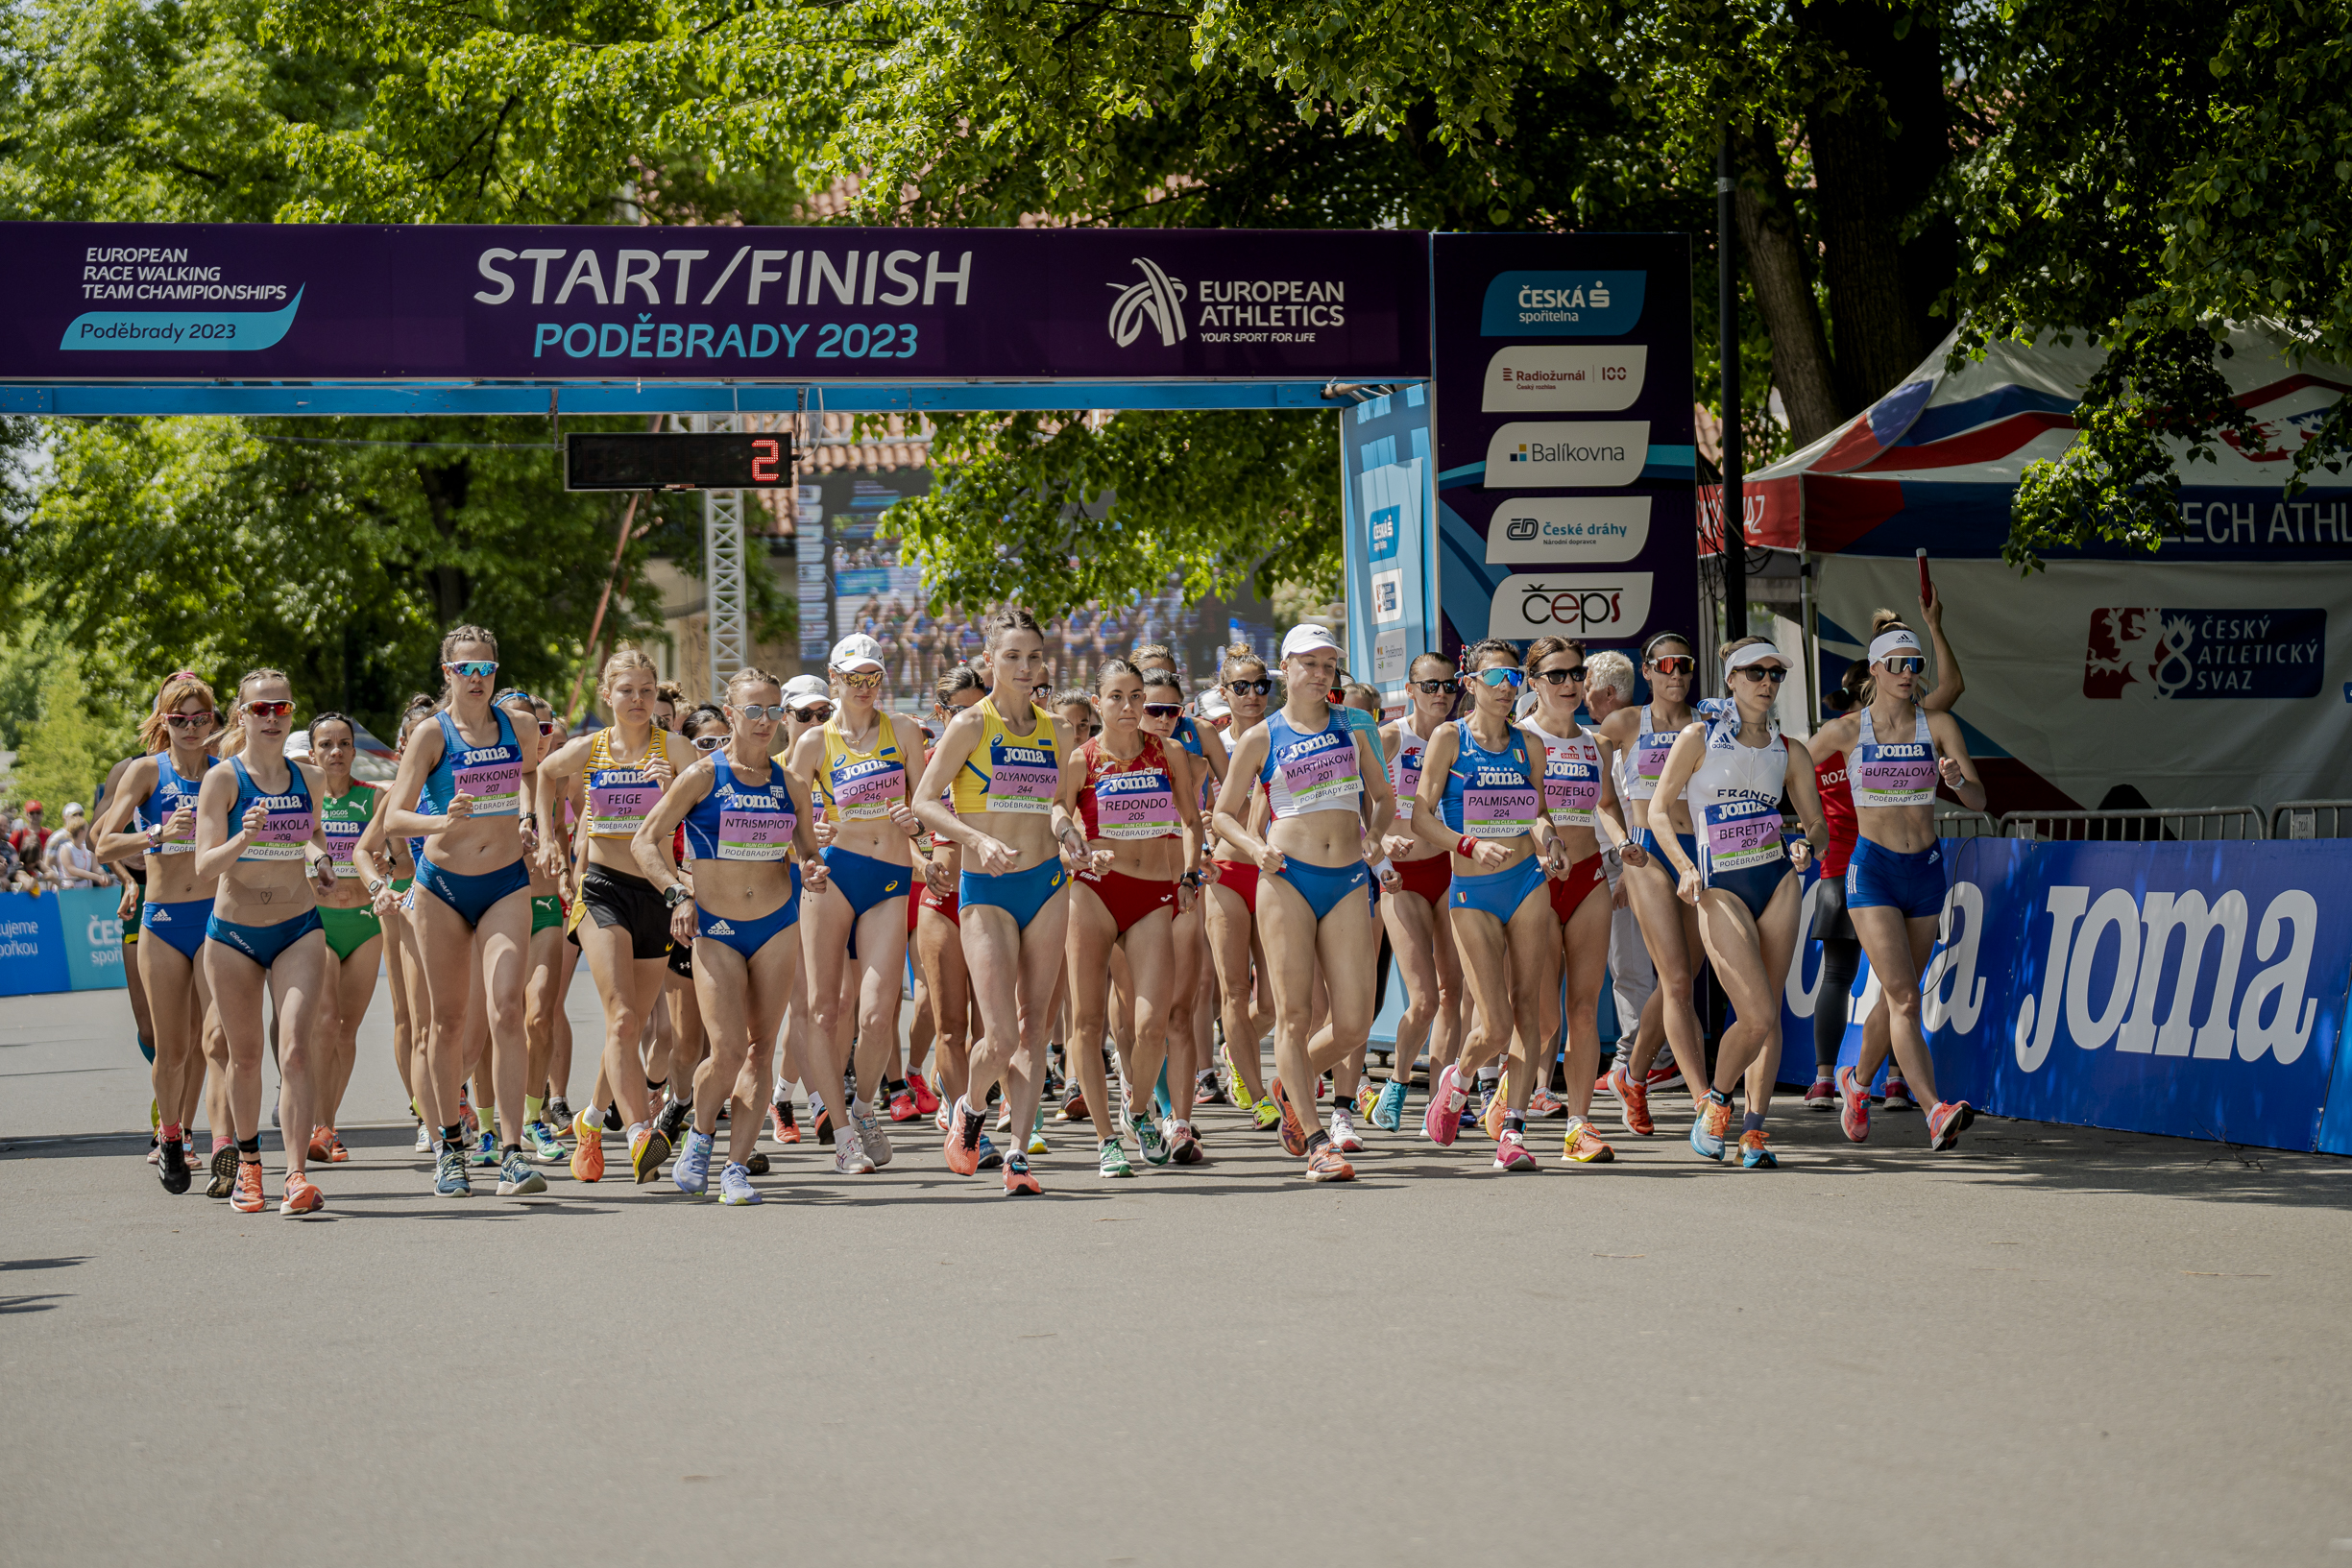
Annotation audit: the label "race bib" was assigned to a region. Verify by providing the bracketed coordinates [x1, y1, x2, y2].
[1095, 770, 1176, 840]
[716, 808, 793, 861]
[982, 738, 1057, 814]
[830, 756, 907, 821]
[1274, 733, 1363, 814]
[1544, 753, 1602, 831]
[1702, 798, 1784, 874]
[323, 818, 364, 878]
[240, 804, 315, 861]
[452, 758, 521, 817]
[1635, 732, 1678, 785]
[1462, 767, 1540, 840]
[1851, 743, 1937, 809]
[588, 775, 659, 836]
[1394, 744, 1423, 820]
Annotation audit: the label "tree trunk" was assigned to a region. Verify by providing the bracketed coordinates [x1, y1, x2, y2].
[1800, 0, 1957, 411]
[1733, 123, 1846, 446]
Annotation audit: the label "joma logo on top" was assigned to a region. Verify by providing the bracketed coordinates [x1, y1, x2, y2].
[473, 247, 975, 309]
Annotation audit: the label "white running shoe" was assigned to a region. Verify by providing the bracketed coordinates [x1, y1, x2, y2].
[849, 1098, 893, 1168]
[833, 1124, 876, 1175]
[1330, 1105, 1365, 1154]
[413, 1122, 432, 1154]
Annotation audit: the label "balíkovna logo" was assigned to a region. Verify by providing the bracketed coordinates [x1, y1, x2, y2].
[1107, 259, 1187, 349]
[2083, 607, 2324, 700]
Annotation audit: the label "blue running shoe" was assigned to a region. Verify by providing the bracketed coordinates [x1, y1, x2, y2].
[1689, 1095, 1732, 1161]
[1737, 1130, 1779, 1170]
[673, 1128, 715, 1196]
[975, 1132, 1005, 1171]
[717, 1161, 761, 1205]
[496, 1151, 546, 1196]
[470, 1128, 498, 1168]
[1371, 1078, 1407, 1132]
[435, 1146, 472, 1197]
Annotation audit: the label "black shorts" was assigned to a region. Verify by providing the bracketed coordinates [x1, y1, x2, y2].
[667, 939, 693, 980]
[578, 864, 671, 960]
[1813, 863, 1858, 945]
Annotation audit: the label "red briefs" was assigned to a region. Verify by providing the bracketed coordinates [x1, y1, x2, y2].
[1077, 866, 1176, 935]
[1390, 855, 1452, 906]
[919, 881, 959, 928]
[1549, 851, 1608, 924]
[1211, 858, 1257, 916]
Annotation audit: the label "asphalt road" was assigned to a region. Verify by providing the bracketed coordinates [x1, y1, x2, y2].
[4, 977, 2350, 1567]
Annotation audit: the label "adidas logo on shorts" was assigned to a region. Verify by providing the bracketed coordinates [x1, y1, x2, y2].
[149, 907, 170, 922]
[707, 919, 735, 935]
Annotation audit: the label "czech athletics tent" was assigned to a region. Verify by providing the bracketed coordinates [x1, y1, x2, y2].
[1730, 326, 2352, 815]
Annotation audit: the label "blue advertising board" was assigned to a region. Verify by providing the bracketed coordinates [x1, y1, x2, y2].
[1340, 385, 1437, 712]
[1769, 838, 2352, 1154]
[0, 886, 130, 997]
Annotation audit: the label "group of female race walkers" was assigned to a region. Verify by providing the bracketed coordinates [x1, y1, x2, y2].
[92, 590, 1984, 1216]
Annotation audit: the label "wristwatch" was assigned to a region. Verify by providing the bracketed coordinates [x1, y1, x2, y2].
[366, 876, 389, 897]
[664, 881, 691, 908]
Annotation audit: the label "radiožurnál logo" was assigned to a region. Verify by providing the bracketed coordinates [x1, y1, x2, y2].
[2083, 607, 2325, 700]
[1107, 259, 1188, 349]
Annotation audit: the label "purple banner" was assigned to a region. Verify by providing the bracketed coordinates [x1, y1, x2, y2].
[4, 223, 1431, 383]
[1430, 231, 1697, 656]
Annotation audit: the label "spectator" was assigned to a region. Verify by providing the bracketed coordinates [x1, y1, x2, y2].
[10, 800, 48, 868]
[46, 803, 112, 889]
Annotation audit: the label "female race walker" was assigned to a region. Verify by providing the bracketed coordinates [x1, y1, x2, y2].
[191, 670, 336, 1217]
[1213, 624, 1395, 1182]
[1136, 666, 1212, 1163]
[303, 712, 386, 1167]
[1201, 647, 1281, 1128]
[1806, 614, 1985, 1149]
[1519, 636, 1648, 1163]
[1595, 632, 1709, 1138]
[911, 669, 984, 1146]
[913, 609, 1080, 1195]
[533, 651, 673, 1184]
[1367, 655, 1465, 1132]
[93, 673, 223, 1195]
[636, 669, 828, 1204]
[1058, 659, 1204, 1177]
[1648, 639, 1829, 1168]
[383, 625, 546, 1201]
[1803, 590, 1964, 1113]
[1407, 640, 1565, 1172]
[787, 633, 928, 1175]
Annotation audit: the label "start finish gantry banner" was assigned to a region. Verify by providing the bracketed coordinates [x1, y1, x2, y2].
[6, 222, 1432, 383]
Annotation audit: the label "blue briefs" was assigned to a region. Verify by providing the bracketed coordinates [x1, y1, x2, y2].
[1274, 857, 1372, 923]
[204, 907, 323, 969]
[1846, 837, 1947, 920]
[415, 854, 532, 928]
[821, 846, 913, 958]
[140, 897, 214, 961]
[958, 857, 1067, 930]
[1448, 854, 1548, 923]
[694, 884, 801, 960]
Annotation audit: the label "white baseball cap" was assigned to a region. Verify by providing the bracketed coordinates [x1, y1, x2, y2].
[829, 633, 885, 672]
[783, 674, 830, 704]
[1279, 623, 1341, 659]
[1198, 690, 1232, 721]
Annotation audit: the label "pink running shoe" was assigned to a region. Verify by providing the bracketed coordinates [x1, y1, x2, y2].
[1422, 1063, 1467, 1147]
[1836, 1064, 1872, 1144]
[1491, 1128, 1537, 1172]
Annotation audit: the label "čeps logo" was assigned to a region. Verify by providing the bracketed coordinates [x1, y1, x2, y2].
[1107, 259, 1188, 349]
[2083, 607, 2324, 699]
[1485, 573, 1654, 639]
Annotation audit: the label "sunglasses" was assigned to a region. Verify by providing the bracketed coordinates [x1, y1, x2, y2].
[537, 720, 557, 736]
[1881, 655, 1928, 675]
[1534, 665, 1588, 685]
[446, 660, 498, 678]
[691, 734, 729, 751]
[1735, 665, 1791, 684]
[244, 700, 294, 718]
[1224, 678, 1273, 696]
[1472, 667, 1524, 689]
[732, 704, 788, 722]
[839, 671, 885, 690]
[792, 704, 835, 722]
[164, 711, 218, 729]
[1143, 703, 1182, 719]
[1649, 655, 1696, 677]
[1412, 679, 1458, 695]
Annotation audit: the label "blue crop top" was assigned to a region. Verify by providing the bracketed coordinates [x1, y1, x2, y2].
[422, 708, 524, 818]
[682, 758, 796, 862]
[1440, 719, 1541, 840]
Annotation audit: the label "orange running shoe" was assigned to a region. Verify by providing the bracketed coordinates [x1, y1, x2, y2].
[307, 1126, 333, 1162]
[324, 1131, 350, 1164]
[1001, 1151, 1041, 1195]
[570, 1109, 605, 1182]
[944, 1101, 984, 1177]
[1606, 1063, 1654, 1138]
[1482, 1073, 1509, 1141]
[230, 1159, 266, 1214]
[1269, 1077, 1309, 1158]
[279, 1172, 326, 1216]
[1304, 1143, 1355, 1182]
[1561, 1116, 1616, 1165]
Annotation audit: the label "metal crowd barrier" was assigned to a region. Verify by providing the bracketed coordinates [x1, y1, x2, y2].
[1936, 809, 2000, 838]
[2269, 800, 2352, 839]
[1999, 806, 2265, 842]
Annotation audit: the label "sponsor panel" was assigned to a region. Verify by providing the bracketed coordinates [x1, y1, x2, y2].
[1480, 345, 1647, 412]
[1483, 495, 1650, 565]
[1485, 573, 1654, 639]
[1483, 421, 1648, 489]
